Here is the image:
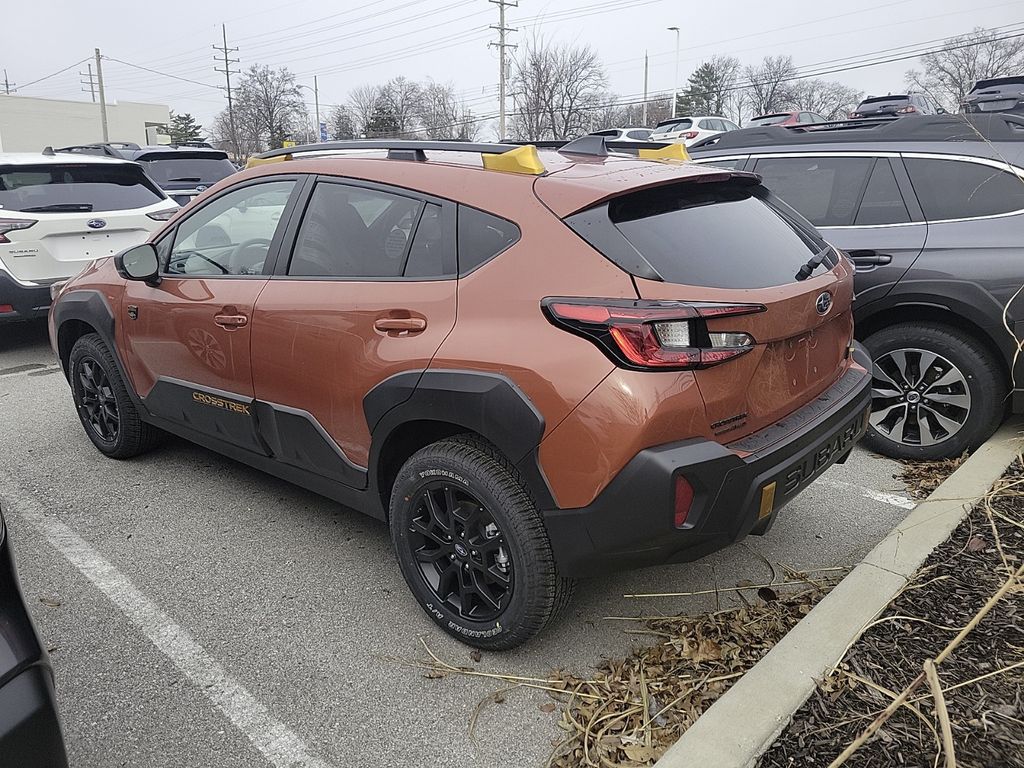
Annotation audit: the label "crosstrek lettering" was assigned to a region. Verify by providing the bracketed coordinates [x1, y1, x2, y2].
[191, 391, 251, 415]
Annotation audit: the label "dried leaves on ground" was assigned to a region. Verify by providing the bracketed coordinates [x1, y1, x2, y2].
[899, 453, 969, 499]
[760, 459, 1024, 768]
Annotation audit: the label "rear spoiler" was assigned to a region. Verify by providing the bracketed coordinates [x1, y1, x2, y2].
[513, 136, 691, 160]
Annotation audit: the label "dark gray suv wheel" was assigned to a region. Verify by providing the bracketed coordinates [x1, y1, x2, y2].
[862, 323, 1006, 460]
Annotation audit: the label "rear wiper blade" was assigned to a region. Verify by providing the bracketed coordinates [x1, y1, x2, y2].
[795, 247, 831, 281]
[19, 203, 94, 212]
[167, 177, 202, 182]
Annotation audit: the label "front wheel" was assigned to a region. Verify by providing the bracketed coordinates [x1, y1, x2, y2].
[69, 333, 160, 459]
[389, 435, 574, 650]
[861, 323, 1007, 461]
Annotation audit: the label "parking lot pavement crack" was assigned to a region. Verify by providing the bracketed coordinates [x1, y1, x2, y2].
[0, 482, 335, 768]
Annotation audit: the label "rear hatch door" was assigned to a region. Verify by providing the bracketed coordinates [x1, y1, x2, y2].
[963, 76, 1024, 113]
[565, 173, 856, 441]
[0, 160, 171, 281]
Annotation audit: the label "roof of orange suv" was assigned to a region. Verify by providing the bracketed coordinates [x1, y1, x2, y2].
[237, 140, 757, 218]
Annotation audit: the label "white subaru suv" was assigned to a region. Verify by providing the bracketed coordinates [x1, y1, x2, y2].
[0, 150, 177, 322]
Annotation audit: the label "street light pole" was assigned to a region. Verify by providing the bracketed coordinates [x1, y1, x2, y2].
[668, 26, 680, 119]
[313, 75, 320, 142]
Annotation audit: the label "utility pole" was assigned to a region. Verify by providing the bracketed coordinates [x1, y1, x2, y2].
[489, 0, 518, 140]
[94, 49, 109, 141]
[314, 75, 320, 142]
[80, 63, 97, 103]
[668, 26, 680, 119]
[642, 51, 649, 126]
[2, 69, 15, 95]
[214, 24, 241, 159]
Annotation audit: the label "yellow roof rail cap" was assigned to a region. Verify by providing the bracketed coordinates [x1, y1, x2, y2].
[639, 143, 690, 162]
[245, 154, 291, 169]
[482, 144, 545, 175]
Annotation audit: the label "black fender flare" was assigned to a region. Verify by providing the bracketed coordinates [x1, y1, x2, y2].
[364, 369, 557, 510]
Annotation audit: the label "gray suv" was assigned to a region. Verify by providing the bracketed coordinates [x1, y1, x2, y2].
[690, 113, 1024, 460]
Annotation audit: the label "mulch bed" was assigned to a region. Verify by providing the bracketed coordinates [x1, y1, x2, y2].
[760, 460, 1024, 768]
[899, 454, 969, 499]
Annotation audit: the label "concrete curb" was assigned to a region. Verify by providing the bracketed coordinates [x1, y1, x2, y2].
[654, 418, 1023, 768]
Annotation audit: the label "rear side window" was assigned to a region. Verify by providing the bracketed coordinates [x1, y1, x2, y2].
[904, 158, 1024, 220]
[753, 156, 873, 227]
[569, 181, 823, 290]
[457, 206, 520, 274]
[855, 159, 910, 226]
[0, 163, 165, 213]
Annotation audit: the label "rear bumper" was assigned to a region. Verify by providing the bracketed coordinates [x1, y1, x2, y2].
[0, 268, 52, 322]
[543, 343, 873, 577]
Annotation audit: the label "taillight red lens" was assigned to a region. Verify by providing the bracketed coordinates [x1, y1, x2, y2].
[683, 130, 699, 139]
[0, 218, 37, 244]
[674, 474, 694, 527]
[896, 105, 917, 114]
[543, 298, 761, 371]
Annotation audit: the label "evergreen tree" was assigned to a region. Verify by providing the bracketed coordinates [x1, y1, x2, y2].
[168, 112, 204, 143]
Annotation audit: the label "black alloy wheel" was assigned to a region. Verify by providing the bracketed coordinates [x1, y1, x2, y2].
[75, 357, 120, 444]
[408, 481, 513, 622]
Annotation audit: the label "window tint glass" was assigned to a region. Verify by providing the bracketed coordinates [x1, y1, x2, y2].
[698, 119, 715, 130]
[591, 129, 618, 137]
[166, 180, 293, 276]
[693, 157, 746, 170]
[753, 156, 873, 227]
[855, 159, 910, 225]
[289, 183, 423, 278]
[656, 119, 692, 132]
[905, 158, 1024, 220]
[606, 182, 819, 289]
[138, 157, 236, 186]
[0, 163, 165, 213]
[627, 129, 652, 140]
[722, 120, 739, 131]
[457, 206, 521, 274]
[404, 203, 451, 278]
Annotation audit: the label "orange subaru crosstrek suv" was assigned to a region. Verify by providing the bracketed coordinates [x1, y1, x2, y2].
[50, 138, 871, 649]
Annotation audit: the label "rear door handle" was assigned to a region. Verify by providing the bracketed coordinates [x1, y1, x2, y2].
[374, 317, 426, 333]
[847, 250, 892, 266]
[214, 313, 248, 328]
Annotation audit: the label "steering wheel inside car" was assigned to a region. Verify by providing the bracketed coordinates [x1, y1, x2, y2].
[231, 238, 273, 274]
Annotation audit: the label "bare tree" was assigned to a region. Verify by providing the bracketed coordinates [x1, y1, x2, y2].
[906, 27, 1024, 110]
[510, 36, 608, 140]
[743, 55, 797, 117]
[677, 56, 740, 118]
[380, 77, 422, 135]
[211, 109, 262, 160]
[788, 79, 863, 120]
[231, 64, 307, 151]
[347, 84, 383, 138]
[417, 81, 478, 139]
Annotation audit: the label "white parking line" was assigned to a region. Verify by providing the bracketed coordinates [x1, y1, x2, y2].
[815, 477, 917, 510]
[5, 487, 334, 768]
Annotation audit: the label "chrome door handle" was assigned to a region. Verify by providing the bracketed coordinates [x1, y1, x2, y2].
[214, 314, 248, 328]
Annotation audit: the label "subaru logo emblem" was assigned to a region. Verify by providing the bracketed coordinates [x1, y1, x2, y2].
[86, 219, 107, 229]
[815, 292, 833, 315]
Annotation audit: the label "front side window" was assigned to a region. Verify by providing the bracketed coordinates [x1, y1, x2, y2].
[288, 182, 425, 278]
[855, 159, 911, 226]
[165, 180, 294, 276]
[0, 163, 164, 213]
[905, 158, 1024, 221]
[753, 156, 874, 227]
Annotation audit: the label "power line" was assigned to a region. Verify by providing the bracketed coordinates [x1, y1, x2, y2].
[16, 58, 90, 90]
[102, 56, 221, 89]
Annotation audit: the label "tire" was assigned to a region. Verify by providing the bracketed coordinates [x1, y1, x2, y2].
[861, 323, 1007, 461]
[389, 435, 575, 650]
[69, 333, 160, 459]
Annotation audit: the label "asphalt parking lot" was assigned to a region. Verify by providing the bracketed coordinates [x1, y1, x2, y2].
[0, 320, 917, 768]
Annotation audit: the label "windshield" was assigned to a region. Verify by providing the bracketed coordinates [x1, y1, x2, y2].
[749, 114, 788, 126]
[137, 157, 236, 186]
[653, 119, 693, 133]
[0, 163, 165, 213]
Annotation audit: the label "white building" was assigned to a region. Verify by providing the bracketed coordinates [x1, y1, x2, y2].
[0, 95, 170, 152]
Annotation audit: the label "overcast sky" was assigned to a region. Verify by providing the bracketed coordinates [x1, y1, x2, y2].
[7, 0, 1018, 137]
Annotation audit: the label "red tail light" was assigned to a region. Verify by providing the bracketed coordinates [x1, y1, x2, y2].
[542, 298, 763, 371]
[896, 105, 917, 114]
[0, 218, 37, 244]
[681, 131, 699, 139]
[674, 474, 694, 528]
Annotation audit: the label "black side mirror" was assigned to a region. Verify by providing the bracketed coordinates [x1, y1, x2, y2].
[115, 243, 161, 286]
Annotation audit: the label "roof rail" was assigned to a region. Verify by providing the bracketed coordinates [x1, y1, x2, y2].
[247, 139, 547, 175]
[690, 113, 1024, 152]
[511, 137, 688, 159]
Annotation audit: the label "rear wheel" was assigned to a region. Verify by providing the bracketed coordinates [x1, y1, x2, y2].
[389, 435, 574, 650]
[861, 323, 1006, 460]
[69, 333, 160, 458]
